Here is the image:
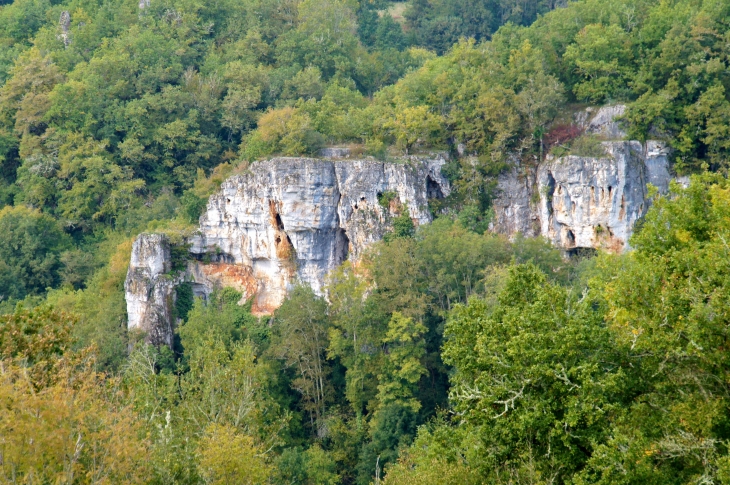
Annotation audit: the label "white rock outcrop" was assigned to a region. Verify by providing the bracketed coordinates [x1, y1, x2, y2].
[188, 157, 448, 313]
[575, 104, 628, 140]
[538, 142, 648, 252]
[490, 166, 540, 237]
[493, 140, 671, 252]
[125, 156, 449, 343]
[492, 104, 672, 252]
[586, 105, 627, 139]
[125, 106, 673, 344]
[124, 234, 182, 346]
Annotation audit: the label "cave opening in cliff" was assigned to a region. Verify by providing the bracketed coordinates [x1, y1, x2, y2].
[565, 247, 597, 259]
[566, 229, 575, 246]
[335, 229, 350, 265]
[426, 176, 444, 199]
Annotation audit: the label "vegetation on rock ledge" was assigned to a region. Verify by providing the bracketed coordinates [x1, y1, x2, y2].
[3, 0, 730, 483]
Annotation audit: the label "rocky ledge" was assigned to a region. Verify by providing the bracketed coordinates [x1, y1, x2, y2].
[125, 157, 449, 343]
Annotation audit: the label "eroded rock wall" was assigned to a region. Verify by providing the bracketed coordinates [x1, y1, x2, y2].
[125, 157, 450, 343]
[490, 166, 540, 237]
[538, 141, 650, 252]
[125, 105, 672, 344]
[492, 104, 672, 252]
[187, 157, 448, 313]
[124, 234, 182, 346]
[494, 140, 671, 252]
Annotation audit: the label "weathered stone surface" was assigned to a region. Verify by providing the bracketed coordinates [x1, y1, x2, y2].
[125, 156, 449, 342]
[644, 140, 671, 193]
[537, 141, 655, 252]
[493, 140, 672, 251]
[490, 166, 540, 237]
[493, 104, 671, 251]
[318, 147, 351, 159]
[586, 104, 627, 139]
[675, 175, 691, 189]
[59, 11, 71, 47]
[187, 157, 449, 313]
[125, 234, 182, 346]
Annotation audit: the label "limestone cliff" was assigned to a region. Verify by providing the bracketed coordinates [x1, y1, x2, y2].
[125, 106, 674, 344]
[537, 141, 662, 252]
[124, 234, 182, 346]
[125, 156, 449, 343]
[492, 106, 672, 252]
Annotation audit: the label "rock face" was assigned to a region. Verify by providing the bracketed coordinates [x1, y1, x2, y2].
[644, 140, 671, 193]
[59, 11, 71, 47]
[125, 157, 449, 343]
[125, 106, 673, 344]
[586, 105, 627, 139]
[538, 142, 648, 252]
[492, 105, 672, 253]
[318, 147, 352, 159]
[494, 140, 671, 252]
[188, 157, 449, 313]
[491, 166, 540, 237]
[125, 234, 182, 346]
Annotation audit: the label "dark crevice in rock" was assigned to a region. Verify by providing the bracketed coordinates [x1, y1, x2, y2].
[427, 175, 445, 199]
[333, 189, 349, 265]
[190, 250, 236, 264]
[565, 247, 598, 259]
[545, 172, 556, 216]
[335, 229, 350, 266]
[191, 282, 209, 299]
[566, 229, 575, 246]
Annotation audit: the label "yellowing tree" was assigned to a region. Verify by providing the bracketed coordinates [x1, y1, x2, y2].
[0, 362, 149, 484]
[0, 306, 150, 484]
[383, 105, 442, 154]
[255, 107, 323, 156]
[198, 423, 271, 485]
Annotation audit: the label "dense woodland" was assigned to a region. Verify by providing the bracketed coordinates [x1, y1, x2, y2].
[3, 0, 730, 483]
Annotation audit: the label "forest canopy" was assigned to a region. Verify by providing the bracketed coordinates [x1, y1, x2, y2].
[3, 0, 730, 483]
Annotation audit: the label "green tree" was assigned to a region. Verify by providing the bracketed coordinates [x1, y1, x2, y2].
[376, 312, 427, 413]
[326, 261, 385, 413]
[574, 174, 730, 484]
[270, 285, 332, 434]
[442, 264, 622, 481]
[0, 206, 72, 301]
[682, 83, 730, 173]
